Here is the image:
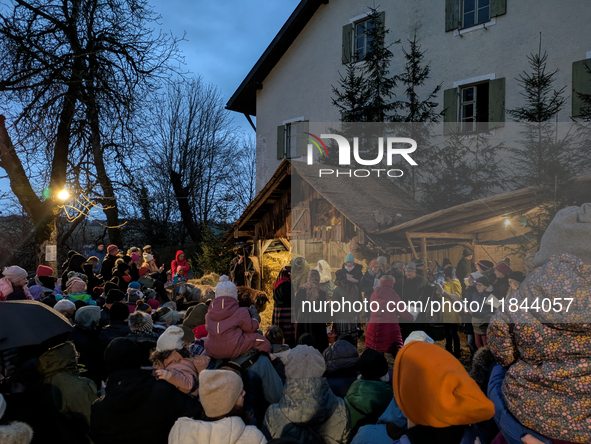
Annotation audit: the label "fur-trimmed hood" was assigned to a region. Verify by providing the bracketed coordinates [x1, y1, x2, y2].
[0, 421, 34, 444]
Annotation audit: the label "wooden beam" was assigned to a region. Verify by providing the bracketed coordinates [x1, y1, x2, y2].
[261, 239, 273, 254]
[235, 230, 255, 238]
[405, 232, 419, 259]
[420, 237, 427, 265]
[407, 232, 477, 240]
[278, 237, 291, 251]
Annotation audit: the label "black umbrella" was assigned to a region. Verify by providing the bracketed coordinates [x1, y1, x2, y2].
[0, 300, 73, 351]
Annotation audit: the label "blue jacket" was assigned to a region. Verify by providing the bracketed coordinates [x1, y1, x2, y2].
[487, 364, 552, 444]
[352, 424, 486, 444]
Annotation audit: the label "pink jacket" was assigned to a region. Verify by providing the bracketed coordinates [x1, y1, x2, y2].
[0, 277, 33, 301]
[204, 296, 271, 359]
[161, 350, 200, 397]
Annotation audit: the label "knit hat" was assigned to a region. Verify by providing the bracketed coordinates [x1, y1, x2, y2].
[405, 262, 417, 272]
[104, 338, 142, 373]
[476, 276, 493, 292]
[28, 285, 44, 301]
[495, 262, 512, 277]
[75, 306, 101, 329]
[54, 299, 76, 314]
[534, 203, 591, 266]
[2, 266, 27, 284]
[0, 393, 5, 419]
[215, 275, 237, 299]
[462, 248, 473, 257]
[143, 245, 152, 251]
[442, 258, 452, 267]
[154, 306, 173, 323]
[144, 253, 154, 262]
[199, 370, 244, 418]
[414, 259, 425, 268]
[106, 289, 126, 304]
[284, 345, 326, 379]
[146, 298, 160, 310]
[109, 302, 129, 321]
[130, 253, 140, 263]
[67, 277, 87, 294]
[36, 265, 54, 277]
[379, 275, 395, 287]
[477, 260, 494, 270]
[358, 348, 388, 380]
[404, 330, 434, 345]
[377, 256, 388, 267]
[369, 260, 380, 269]
[128, 281, 141, 290]
[128, 311, 153, 332]
[344, 253, 355, 263]
[107, 244, 118, 254]
[139, 266, 149, 278]
[156, 326, 184, 351]
[508, 271, 526, 283]
[394, 342, 495, 427]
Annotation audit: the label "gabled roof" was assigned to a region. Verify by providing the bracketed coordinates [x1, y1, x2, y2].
[226, 0, 325, 116]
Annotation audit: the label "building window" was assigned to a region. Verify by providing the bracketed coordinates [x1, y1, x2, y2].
[463, 0, 490, 28]
[354, 18, 374, 62]
[285, 121, 302, 158]
[460, 83, 489, 132]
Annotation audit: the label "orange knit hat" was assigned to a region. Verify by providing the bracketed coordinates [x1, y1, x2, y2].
[393, 342, 494, 428]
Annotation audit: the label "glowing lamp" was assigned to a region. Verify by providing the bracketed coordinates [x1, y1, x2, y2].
[57, 190, 70, 201]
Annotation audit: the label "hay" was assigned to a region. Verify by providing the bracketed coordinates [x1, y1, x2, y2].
[189, 272, 221, 287]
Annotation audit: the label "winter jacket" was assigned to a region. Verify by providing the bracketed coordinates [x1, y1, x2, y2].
[62, 253, 87, 288]
[360, 269, 382, 298]
[345, 379, 393, 434]
[365, 286, 414, 354]
[456, 257, 473, 289]
[323, 340, 359, 398]
[294, 287, 329, 353]
[272, 280, 293, 309]
[487, 364, 552, 444]
[488, 254, 591, 443]
[442, 279, 462, 324]
[56, 292, 97, 306]
[35, 342, 98, 430]
[100, 254, 117, 281]
[493, 276, 510, 300]
[90, 368, 203, 444]
[171, 250, 191, 281]
[397, 275, 428, 304]
[352, 423, 486, 444]
[67, 326, 102, 386]
[168, 416, 267, 444]
[0, 278, 32, 301]
[0, 421, 34, 444]
[159, 350, 200, 396]
[341, 263, 364, 285]
[262, 377, 351, 444]
[204, 296, 271, 359]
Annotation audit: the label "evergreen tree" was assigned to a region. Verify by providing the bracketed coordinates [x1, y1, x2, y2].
[331, 61, 371, 123]
[362, 7, 399, 123]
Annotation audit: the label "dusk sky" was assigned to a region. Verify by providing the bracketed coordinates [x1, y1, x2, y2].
[150, 0, 301, 133]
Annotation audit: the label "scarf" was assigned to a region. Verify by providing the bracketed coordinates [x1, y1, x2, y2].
[291, 257, 310, 291]
[344, 264, 355, 272]
[300, 269, 321, 302]
[274, 277, 290, 290]
[315, 260, 332, 284]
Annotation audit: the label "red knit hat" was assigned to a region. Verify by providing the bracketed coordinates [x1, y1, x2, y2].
[107, 245, 118, 254]
[36, 265, 54, 277]
[495, 262, 512, 276]
[139, 266, 149, 278]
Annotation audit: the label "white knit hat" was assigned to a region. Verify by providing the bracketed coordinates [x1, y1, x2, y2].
[404, 330, 434, 346]
[54, 299, 76, 313]
[215, 275, 237, 299]
[2, 266, 27, 284]
[284, 345, 326, 379]
[199, 370, 244, 418]
[156, 325, 184, 351]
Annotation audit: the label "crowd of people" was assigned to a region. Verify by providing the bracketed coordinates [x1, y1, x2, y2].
[0, 203, 589, 444]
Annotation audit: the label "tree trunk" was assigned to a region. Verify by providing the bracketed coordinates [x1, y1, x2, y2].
[170, 169, 202, 245]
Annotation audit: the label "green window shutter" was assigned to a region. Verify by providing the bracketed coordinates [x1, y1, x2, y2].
[488, 77, 506, 129]
[277, 125, 285, 160]
[443, 87, 458, 135]
[490, 0, 507, 18]
[445, 0, 460, 32]
[296, 121, 309, 159]
[572, 59, 591, 118]
[342, 24, 353, 64]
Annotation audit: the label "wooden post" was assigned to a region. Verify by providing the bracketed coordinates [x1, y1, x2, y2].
[405, 232, 419, 259]
[471, 238, 477, 261]
[420, 237, 427, 266]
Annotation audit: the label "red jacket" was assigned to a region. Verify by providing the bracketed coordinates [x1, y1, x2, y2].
[365, 286, 414, 354]
[204, 296, 271, 359]
[171, 250, 190, 278]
